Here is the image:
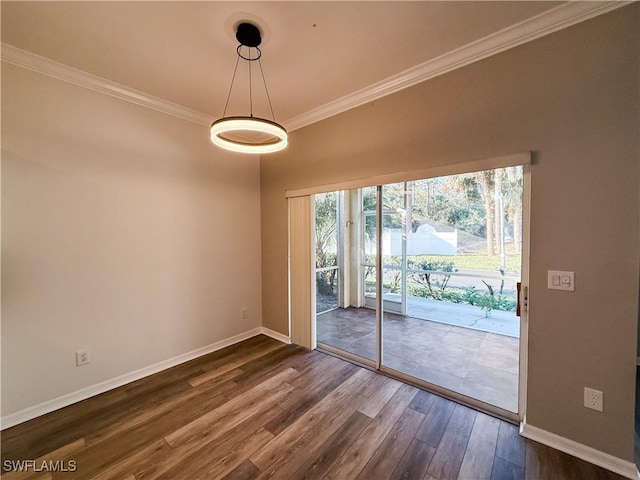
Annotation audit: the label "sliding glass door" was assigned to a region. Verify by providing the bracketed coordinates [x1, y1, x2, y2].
[314, 166, 528, 418]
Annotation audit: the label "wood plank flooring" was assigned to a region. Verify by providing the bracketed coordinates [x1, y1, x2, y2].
[1, 335, 626, 480]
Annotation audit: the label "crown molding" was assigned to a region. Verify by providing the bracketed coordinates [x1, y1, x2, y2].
[1, 43, 212, 128]
[284, 0, 630, 131]
[1, 1, 629, 133]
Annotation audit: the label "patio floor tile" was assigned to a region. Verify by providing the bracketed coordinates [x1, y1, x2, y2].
[317, 306, 519, 412]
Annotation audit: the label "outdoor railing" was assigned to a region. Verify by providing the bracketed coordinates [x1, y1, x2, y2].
[315, 265, 339, 273]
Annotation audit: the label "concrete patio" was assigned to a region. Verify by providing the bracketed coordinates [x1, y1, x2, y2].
[317, 306, 519, 412]
[385, 293, 520, 337]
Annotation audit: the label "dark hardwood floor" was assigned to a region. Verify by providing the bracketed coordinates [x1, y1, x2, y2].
[1, 335, 626, 479]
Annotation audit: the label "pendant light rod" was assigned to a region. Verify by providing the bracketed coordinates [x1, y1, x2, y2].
[258, 57, 276, 122]
[248, 47, 253, 117]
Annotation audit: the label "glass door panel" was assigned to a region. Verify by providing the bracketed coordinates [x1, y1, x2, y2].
[316, 189, 376, 362]
[379, 169, 523, 414]
[381, 183, 409, 375]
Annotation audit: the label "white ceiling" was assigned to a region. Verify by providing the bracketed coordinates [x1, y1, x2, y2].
[1, 1, 611, 129]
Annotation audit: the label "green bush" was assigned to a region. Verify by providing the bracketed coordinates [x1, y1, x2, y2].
[406, 283, 516, 315]
[408, 259, 457, 294]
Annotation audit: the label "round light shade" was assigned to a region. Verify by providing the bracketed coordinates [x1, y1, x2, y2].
[210, 116, 288, 154]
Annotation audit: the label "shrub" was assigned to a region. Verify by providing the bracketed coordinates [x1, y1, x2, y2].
[409, 259, 457, 294]
[406, 283, 516, 314]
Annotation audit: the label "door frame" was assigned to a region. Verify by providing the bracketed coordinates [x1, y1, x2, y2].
[517, 163, 531, 419]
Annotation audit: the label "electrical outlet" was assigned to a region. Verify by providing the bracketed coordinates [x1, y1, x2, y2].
[584, 387, 603, 412]
[241, 308, 248, 319]
[76, 350, 90, 366]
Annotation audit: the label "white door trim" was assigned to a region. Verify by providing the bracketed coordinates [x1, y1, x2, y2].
[517, 163, 532, 421]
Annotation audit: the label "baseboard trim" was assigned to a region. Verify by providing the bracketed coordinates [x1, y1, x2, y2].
[1, 327, 288, 430]
[260, 327, 291, 344]
[520, 421, 639, 479]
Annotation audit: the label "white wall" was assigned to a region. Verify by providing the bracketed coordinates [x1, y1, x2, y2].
[1, 64, 263, 417]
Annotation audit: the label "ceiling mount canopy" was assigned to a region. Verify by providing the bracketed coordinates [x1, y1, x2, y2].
[235, 22, 261, 48]
[210, 21, 288, 155]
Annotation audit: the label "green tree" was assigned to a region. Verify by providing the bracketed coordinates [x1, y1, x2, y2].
[314, 193, 338, 296]
[477, 170, 496, 256]
[411, 175, 485, 237]
[315, 192, 338, 268]
[503, 166, 523, 253]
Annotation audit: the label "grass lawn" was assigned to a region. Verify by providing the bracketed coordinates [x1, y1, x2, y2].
[409, 254, 521, 272]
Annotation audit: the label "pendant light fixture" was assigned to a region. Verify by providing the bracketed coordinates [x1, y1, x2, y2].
[211, 22, 288, 154]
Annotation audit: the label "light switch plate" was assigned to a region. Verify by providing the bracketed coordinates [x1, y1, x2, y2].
[548, 270, 575, 291]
